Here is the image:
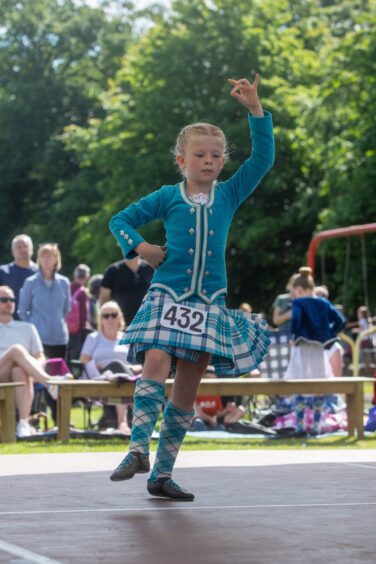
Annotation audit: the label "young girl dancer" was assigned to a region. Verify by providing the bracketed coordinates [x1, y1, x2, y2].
[285, 267, 345, 436]
[109, 74, 274, 500]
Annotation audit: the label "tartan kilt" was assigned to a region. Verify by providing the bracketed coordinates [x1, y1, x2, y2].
[120, 290, 270, 376]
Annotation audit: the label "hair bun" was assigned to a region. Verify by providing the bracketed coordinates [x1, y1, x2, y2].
[298, 266, 312, 277]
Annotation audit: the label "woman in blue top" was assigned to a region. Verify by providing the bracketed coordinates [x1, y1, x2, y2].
[18, 243, 71, 360]
[109, 74, 275, 500]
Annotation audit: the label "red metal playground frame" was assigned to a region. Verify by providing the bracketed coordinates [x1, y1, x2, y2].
[307, 223, 376, 274]
[307, 224, 376, 388]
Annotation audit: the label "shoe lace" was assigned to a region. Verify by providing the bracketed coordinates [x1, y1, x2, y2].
[167, 479, 185, 493]
[119, 453, 137, 469]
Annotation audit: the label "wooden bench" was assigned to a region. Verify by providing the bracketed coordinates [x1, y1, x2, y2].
[0, 382, 25, 443]
[56, 377, 373, 442]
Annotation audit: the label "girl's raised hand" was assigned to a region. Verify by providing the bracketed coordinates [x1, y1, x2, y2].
[228, 74, 263, 116]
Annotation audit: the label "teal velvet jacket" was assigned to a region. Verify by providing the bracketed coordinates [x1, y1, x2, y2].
[110, 111, 275, 304]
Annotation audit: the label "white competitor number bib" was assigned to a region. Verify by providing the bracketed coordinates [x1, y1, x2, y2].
[161, 303, 207, 335]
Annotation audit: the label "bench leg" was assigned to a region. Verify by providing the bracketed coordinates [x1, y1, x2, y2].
[58, 386, 72, 442]
[346, 393, 355, 437]
[0, 389, 16, 443]
[354, 384, 364, 439]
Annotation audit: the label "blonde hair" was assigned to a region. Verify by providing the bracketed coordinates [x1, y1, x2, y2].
[174, 122, 228, 159]
[37, 243, 61, 272]
[99, 301, 125, 333]
[292, 267, 315, 291]
[286, 272, 300, 291]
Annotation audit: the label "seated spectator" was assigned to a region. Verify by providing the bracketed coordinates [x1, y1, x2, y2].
[191, 367, 246, 431]
[67, 263, 92, 361]
[0, 285, 53, 437]
[0, 234, 38, 319]
[80, 301, 142, 434]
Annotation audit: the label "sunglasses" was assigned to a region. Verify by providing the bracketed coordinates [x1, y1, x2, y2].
[0, 297, 16, 303]
[102, 312, 119, 319]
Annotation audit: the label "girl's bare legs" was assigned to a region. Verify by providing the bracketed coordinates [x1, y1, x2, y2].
[172, 352, 211, 410]
[142, 348, 171, 383]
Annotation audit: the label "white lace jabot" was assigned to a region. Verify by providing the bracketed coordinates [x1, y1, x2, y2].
[189, 192, 209, 205]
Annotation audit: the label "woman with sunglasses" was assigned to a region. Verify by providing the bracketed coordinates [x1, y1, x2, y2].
[80, 301, 142, 434]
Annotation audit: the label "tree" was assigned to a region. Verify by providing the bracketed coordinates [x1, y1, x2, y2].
[64, 0, 328, 312]
[304, 1, 376, 313]
[3, 0, 374, 316]
[0, 0, 135, 269]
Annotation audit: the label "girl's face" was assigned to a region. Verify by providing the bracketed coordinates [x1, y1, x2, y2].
[176, 135, 225, 189]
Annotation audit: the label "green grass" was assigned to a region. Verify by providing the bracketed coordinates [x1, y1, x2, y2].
[2, 394, 375, 455]
[1, 403, 375, 454]
[1, 434, 376, 455]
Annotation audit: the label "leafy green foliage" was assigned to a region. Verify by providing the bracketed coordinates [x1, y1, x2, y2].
[1, 0, 375, 317]
[0, 0, 134, 269]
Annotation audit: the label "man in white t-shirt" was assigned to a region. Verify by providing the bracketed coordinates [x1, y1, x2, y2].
[0, 285, 52, 437]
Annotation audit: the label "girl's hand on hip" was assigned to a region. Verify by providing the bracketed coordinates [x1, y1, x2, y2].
[137, 242, 167, 269]
[228, 74, 264, 116]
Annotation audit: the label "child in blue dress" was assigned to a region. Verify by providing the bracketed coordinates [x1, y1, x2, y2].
[285, 267, 345, 436]
[109, 74, 275, 500]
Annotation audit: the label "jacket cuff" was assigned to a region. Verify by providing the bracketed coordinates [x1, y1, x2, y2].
[117, 232, 145, 260]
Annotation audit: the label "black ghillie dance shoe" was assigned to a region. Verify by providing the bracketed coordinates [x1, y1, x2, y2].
[147, 477, 195, 501]
[110, 452, 150, 481]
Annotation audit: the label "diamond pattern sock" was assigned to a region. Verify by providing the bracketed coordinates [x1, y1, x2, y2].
[128, 378, 165, 455]
[149, 401, 194, 481]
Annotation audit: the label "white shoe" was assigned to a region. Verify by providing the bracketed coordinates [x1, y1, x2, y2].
[16, 419, 32, 438]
